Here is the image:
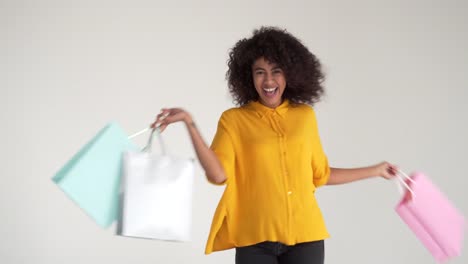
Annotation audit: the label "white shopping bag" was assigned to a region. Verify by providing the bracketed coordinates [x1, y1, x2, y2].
[117, 128, 195, 241]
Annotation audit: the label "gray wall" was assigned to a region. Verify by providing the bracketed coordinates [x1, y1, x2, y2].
[1, 0, 467, 263]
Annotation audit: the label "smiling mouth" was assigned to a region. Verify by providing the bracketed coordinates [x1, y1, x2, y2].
[263, 87, 278, 95]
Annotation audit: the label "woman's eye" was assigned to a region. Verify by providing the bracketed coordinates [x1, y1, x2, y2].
[273, 69, 282, 74]
[255, 71, 264, 75]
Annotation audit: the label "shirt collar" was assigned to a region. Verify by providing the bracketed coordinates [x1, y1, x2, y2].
[246, 99, 290, 119]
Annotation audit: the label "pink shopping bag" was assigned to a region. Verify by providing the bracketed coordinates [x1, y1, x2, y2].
[395, 171, 465, 263]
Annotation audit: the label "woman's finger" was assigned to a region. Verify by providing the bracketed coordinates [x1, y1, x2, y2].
[158, 123, 168, 133]
[156, 109, 170, 120]
[153, 110, 172, 125]
[157, 110, 171, 119]
[151, 107, 184, 131]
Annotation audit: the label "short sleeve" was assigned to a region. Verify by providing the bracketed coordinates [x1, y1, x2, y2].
[209, 112, 235, 185]
[310, 109, 330, 188]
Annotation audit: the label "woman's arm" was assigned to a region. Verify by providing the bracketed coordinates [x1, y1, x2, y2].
[326, 162, 397, 185]
[152, 108, 227, 184]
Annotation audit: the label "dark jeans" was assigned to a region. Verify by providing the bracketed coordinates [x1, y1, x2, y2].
[235, 240, 324, 264]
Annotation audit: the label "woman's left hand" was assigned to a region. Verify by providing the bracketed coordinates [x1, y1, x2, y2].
[374, 161, 398, 180]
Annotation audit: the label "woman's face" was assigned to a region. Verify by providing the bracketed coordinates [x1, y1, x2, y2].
[252, 57, 286, 108]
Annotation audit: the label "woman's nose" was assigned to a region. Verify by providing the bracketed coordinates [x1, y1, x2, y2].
[264, 73, 274, 84]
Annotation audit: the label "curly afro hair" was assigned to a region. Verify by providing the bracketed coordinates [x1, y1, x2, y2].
[226, 26, 325, 106]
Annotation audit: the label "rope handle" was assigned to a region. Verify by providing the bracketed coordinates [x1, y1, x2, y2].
[394, 169, 416, 200]
[127, 126, 167, 155]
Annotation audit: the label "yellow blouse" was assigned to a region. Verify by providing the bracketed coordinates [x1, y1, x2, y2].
[205, 99, 331, 254]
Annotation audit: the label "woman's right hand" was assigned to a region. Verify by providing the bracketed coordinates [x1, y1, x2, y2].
[151, 108, 193, 133]
[151, 107, 227, 184]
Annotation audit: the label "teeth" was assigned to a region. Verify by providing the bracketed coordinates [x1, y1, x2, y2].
[263, 87, 277, 92]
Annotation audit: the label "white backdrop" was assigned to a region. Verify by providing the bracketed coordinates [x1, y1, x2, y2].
[1, 0, 467, 263]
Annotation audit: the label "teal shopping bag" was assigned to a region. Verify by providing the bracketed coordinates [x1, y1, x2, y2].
[52, 122, 138, 228]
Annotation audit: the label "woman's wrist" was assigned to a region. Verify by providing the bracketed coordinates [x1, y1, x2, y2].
[183, 114, 195, 128]
[371, 164, 382, 178]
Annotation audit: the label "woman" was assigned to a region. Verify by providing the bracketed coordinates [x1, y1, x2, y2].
[152, 27, 397, 264]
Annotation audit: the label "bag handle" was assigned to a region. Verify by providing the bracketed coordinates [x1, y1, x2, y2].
[128, 127, 150, 139]
[143, 127, 167, 154]
[128, 126, 167, 155]
[394, 169, 416, 199]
